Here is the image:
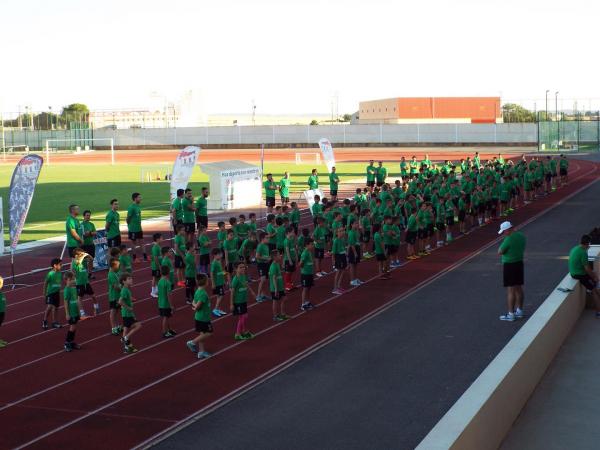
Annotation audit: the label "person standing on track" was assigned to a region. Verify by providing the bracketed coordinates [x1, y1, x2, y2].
[195, 187, 209, 231]
[42, 258, 63, 330]
[66, 204, 84, 259]
[329, 166, 340, 202]
[568, 234, 600, 317]
[105, 199, 121, 249]
[182, 188, 196, 243]
[308, 169, 319, 191]
[559, 154, 569, 186]
[171, 189, 184, 234]
[264, 173, 277, 214]
[279, 172, 291, 207]
[231, 262, 256, 340]
[376, 161, 387, 187]
[63, 272, 81, 352]
[497, 221, 526, 322]
[187, 274, 213, 359]
[127, 193, 147, 262]
[366, 160, 376, 193]
[81, 210, 97, 279]
[119, 273, 142, 354]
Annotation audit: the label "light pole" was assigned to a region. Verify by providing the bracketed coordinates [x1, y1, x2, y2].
[555, 91, 559, 120]
[555, 91, 560, 148]
[545, 90, 549, 120]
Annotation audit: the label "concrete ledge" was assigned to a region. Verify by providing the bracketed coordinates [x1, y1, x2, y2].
[416, 275, 587, 450]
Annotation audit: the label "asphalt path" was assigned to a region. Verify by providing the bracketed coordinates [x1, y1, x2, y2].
[155, 172, 600, 450]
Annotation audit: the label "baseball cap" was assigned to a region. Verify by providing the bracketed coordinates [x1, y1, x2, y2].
[498, 221, 513, 235]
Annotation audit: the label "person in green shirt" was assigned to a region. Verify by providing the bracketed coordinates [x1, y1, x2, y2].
[299, 238, 315, 311]
[157, 265, 176, 338]
[195, 187, 209, 229]
[224, 230, 240, 279]
[235, 215, 251, 243]
[279, 172, 291, 206]
[182, 188, 196, 242]
[497, 221, 526, 322]
[264, 173, 278, 213]
[160, 247, 175, 291]
[360, 208, 372, 258]
[283, 227, 297, 291]
[255, 232, 271, 302]
[376, 161, 387, 187]
[312, 217, 328, 276]
[105, 199, 121, 248]
[373, 230, 389, 279]
[72, 248, 99, 317]
[269, 250, 288, 321]
[275, 217, 286, 252]
[42, 258, 63, 330]
[307, 169, 319, 190]
[406, 209, 418, 260]
[0, 276, 6, 347]
[197, 226, 211, 274]
[173, 225, 187, 287]
[400, 157, 409, 178]
[184, 243, 197, 305]
[331, 227, 348, 294]
[119, 273, 142, 353]
[210, 248, 227, 317]
[329, 166, 340, 201]
[186, 274, 213, 359]
[289, 202, 301, 234]
[126, 192, 147, 262]
[66, 204, 84, 258]
[150, 232, 164, 298]
[559, 155, 569, 187]
[366, 160, 377, 192]
[230, 262, 257, 340]
[311, 195, 324, 226]
[63, 272, 82, 352]
[171, 189, 184, 233]
[347, 220, 362, 286]
[118, 244, 132, 275]
[568, 235, 600, 316]
[107, 257, 122, 336]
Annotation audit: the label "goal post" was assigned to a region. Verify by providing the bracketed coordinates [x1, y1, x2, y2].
[44, 138, 115, 165]
[295, 152, 321, 165]
[140, 165, 172, 183]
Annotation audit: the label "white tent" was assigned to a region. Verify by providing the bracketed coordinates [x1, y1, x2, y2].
[200, 160, 262, 211]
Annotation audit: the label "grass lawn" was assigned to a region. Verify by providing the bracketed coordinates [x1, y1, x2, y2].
[0, 161, 383, 245]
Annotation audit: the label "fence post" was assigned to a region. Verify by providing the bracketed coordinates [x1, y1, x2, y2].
[272, 125, 275, 144]
[379, 123, 383, 144]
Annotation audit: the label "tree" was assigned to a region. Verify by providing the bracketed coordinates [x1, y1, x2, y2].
[309, 119, 319, 126]
[342, 113, 352, 122]
[61, 103, 90, 128]
[502, 103, 536, 123]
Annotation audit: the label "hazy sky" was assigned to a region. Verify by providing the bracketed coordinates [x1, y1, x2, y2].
[1, 0, 599, 114]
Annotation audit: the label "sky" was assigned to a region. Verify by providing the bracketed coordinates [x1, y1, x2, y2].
[1, 0, 600, 115]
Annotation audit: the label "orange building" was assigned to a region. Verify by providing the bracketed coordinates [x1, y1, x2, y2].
[358, 97, 502, 124]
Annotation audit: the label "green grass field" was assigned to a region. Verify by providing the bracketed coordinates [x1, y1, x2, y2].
[0, 161, 376, 245]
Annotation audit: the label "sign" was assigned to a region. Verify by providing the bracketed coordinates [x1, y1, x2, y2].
[219, 166, 262, 210]
[304, 189, 324, 215]
[0, 197, 4, 254]
[318, 138, 336, 173]
[93, 229, 109, 271]
[9, 154, 43, 252]
[170, 146, 201, 200]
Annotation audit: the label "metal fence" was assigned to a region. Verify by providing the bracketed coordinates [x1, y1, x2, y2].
[538, 120, 600, 151]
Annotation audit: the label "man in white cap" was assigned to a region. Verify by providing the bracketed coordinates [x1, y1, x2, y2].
[497, 221, 526, 321]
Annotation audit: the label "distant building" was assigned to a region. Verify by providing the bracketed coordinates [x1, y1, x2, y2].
[358, 97, 502, 124]
[90, 109, 180, 129]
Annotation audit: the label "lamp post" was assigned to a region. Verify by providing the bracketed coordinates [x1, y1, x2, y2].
[555, 91, 559, 120]
[555, 91, 560, 149]
[545, 90, 549, 121]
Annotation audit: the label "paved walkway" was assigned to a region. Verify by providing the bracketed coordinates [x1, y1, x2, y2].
[501, 310, 600, 450]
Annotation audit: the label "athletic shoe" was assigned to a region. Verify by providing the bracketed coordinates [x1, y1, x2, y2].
[212, 309, 223, 317]
[364, 253, 374, 259]
[111, 328, 120, 336]
[278, 314, 290, 321]
[315, 272, 324, 278]
[177, 281, 186, 288]
[0, 341, 6, 348]
[242, 332, 255, 339]
[162, 332, 175, 339]
[198, 351, 212, 359]
[150, 292, 158, 298]
[273, 315, 284, 322]
[234, 334, 245, 340]
[124, 345, 138, 354]
[168, 329, 177, 336]
[332, 288, 343, 295]
[117, 326, 123, 332]
[186, 340, 198, 353]
[499, 313, 516, 322]
[64, 343, 72, 352]
[52, 322, 62, 329]
[71, 342, 81, 350]
[216, 309, 228, 316]
[42, 321, 49, 330]
[301, 302, 314, 311]
[94, 304, 101, 315]
[185, 299, 192, 305]
[515, 309, 525, 319]
[350, 279, 360, 287]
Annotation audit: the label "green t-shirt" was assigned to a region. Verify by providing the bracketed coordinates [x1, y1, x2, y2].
[45, 270, 62, 295]
[366, 165, 376, 181]
[240, 238, 256, 258]
[313, 226, 327, 249]
[161, 256, 175, 286]
[308, 175, 319, 190]
[275, 226, 286, 249]
[119, 287, 135, 318]
[329, 173, 340, 190]
[568, 245, 589, 277]
[151, 243, 162, 270]
[184, 252, 196, 278]
[174, 234, 186, 256]
[193, 288, 211, 322]
[407, 215, 418, 232]
[72, 260, 88, 286]
[127, 203, 142, 232]
[182, 198, 195, 223]
[105, 210, 121, 239]
[311, 203, 323, 218]
[195, 196, 208, 217]
[235, 223, 250, 240]
[332, 237, 347, 255]
[64, 286, 79, 317]
[0, 292, 5, 314]
[217, 230, 227, 248]
[157, 277, 172, 308]
[269, 262, 284, 292]
[256, 242, 270, 263]
[499, 232, 526, 264]
[264, 180, 277, 197]
[300, 248, 314, 275]
[290, 208, 300, 224]
[119, 254, 132, 273]
[210, 259, 225, 287]
[266, 223, 277, 245]
[348, 229, 359, 247]
[284, 236, 297, 262]
[197, 234, 211, 255]
[373, 232, 385, 255]
[279, 178, 291, 197]
[171, 197, 184, 221]
[108, 270, 121, 302]
[360, 215, 371, 232]
[224, 238, 239, 262]
[376, 166, 387, 182]
[231, 274, 249, 304]
[383, 223, 395, 245]
[66, 215, 82, 247]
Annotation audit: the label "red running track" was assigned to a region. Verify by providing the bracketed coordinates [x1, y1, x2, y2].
[0, 160, 597, 449]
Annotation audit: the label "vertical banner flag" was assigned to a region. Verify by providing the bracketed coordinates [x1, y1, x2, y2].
[0, 197, 4, 254]
[170, 146, 201, 200]
[9, 155, 43, 252]
[92, 229, 109, 271]
[304, 189, 324, 216]
[318, 138, 336, 173]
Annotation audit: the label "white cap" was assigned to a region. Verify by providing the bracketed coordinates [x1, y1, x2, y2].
[498, 221, 513, 235]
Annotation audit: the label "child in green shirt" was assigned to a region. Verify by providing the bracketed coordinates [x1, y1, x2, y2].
[63, 272, 81, 352]
[269, 250, 288, 321]
[210, 248, 227, 317]
[42, 258, 63, 330]
[186, 274, 213, 359]
[184, 243, 197, 305]
[157, 265, 175, 338]
[230, 263, 256, 340]
[119, 273, 142, 353]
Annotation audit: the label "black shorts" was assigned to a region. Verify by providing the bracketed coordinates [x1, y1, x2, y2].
[195, 320, 213, 333]
[478, 204, 486, 214]
[271, 291, 286, 301]
[82, 245, 96, 258]
[196, 215, 208, 228]
[45, 291, 60, 307]
[226, 262, 236, 274]
[376, 253, 386, 261]
[266, 197, 276, 207]
[503, 261, 524, 287]
[376, 181, 384, 187]
[417, 229, 427, 239]
[258, 262, 270, 277]
[284, 261, 296, 273]
[330, 190, 338, 197]
[0, 312, 4, 326]
[372, 223, 382, 234]
[361, 231, 371, 243]
[367, 180, 375, 187]
[458, 211, 466, 222]
[76, 284, 94, 297]
[68, 246, 78, 258]
[184, 222, 196, 234]
[159, 307, 172, 317]
[446, 216, 455, 226]
[186, 277, 196, 290]
[560, 168, 567, 176]
[68, 315, 80, 325]
[128, 231, 143, 241]
[172, 219, 183, 234]
[385, 244, 397, 255]
[199, 254, 210, 266]
[151, 269, 161, 279]
[107, 235, 122, 248]
[212, 285, 225, 296]
[268, 243, 276, 253]
[233, 302, 248, 316]
[174, 255, 184, 269]
[427, 224, 435, 237]
[405, 231, 417, 245]
[301, 274, 314, 287]
[314, 248, 325, 259]
[109, 301, 121, 310]
[452, 198, 459, 208]
[545, 173, 552, 182]
[572, 274, 597, 291]
[334, 254, 348, 270]
[348, 246, 361, 264]
[436, 222, 446, 232]
[122, 316, 136, 328]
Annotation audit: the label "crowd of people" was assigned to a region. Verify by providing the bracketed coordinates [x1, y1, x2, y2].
[1, 152, 598, 357]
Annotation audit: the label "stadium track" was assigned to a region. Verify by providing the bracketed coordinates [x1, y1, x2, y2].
[0, 158, 596, 449]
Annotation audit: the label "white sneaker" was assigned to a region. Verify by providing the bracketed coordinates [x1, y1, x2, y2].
[499, 312, 516, 322]
[515, 309, 525, 319]
[350, 279, 359, 286]
[150, 291, 158, 298]
[315, 272, 323, 278]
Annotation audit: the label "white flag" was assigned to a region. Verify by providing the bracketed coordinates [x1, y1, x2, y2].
[170, 146, 201, 200]
[318, 138, 336, 173]
[9, 155, 43, 252]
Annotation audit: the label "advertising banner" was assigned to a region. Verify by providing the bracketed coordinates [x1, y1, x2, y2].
[93, 229, 109, 271]
[318, 138, 336, 173]
[0, 197, 4, 254]
[219, 166, 262, 210]
[170, 146, 201, 200]
[304, 189, 324, 215]
[9, 154, 43, 252]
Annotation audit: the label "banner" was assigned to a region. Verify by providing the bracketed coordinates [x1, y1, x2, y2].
[219, 166, 262, 210]
[304, 189, 324, 215]
[9, 154, 43, 252]
[0, 197, 4, 254]
[170, 146, 201, 200]
[93, 229, 109, 271]
[318, 138, 336, 173]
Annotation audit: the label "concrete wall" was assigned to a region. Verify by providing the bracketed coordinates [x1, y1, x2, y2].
[1, 123, 538, 150]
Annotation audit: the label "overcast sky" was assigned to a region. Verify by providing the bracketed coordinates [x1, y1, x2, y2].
[1, 0, 599, 114]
